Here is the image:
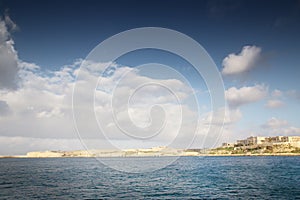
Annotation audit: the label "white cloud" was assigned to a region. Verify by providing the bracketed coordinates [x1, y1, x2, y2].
[261, 117, 300, 136]
[0, 58, 215, 154]
[222, 45, 262, 75]
[0, 17, 275, 155]
[262, 117, 288, 129]
[225, 85, 268, 108]
[0, 61, 79, 140]
[265, 99, 284, 108]
[0, 16, 19, 90]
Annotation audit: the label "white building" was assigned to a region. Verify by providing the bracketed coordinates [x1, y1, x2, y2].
[235, 136, 300, 147]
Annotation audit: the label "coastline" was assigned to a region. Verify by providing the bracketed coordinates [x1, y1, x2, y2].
[1, 145, 300, 158]
[1, 153, 300, 158]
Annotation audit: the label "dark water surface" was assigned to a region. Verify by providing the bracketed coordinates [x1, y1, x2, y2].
[0, 156, 299, 199]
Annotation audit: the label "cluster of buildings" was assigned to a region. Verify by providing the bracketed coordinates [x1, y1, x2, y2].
[222, 136, 300, 148]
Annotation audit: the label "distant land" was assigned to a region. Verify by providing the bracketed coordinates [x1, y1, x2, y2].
[1, 136, 299, 158]
[24, 147, 300, 158]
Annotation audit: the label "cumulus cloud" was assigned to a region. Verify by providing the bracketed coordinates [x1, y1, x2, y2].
[0, 61, 79, 140]
[74, 62, 207, 150]
[225, 85, 268, 108]
[222, 45, 262, 75]
[261, 117, 300, 136]
[0, 15, 19, 90]
[200, 84, 269, 144]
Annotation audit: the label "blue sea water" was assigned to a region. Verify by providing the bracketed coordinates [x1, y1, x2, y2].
[0, 156, 299, 199]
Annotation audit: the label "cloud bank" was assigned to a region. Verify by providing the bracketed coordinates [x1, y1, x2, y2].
[0, 58, 222, 153]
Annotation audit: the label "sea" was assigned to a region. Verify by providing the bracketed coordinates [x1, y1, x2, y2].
[0, 156, 299, 199]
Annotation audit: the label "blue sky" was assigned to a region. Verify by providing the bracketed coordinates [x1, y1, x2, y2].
[2, 0, 299, 68]
[2, 0, 300, 91]
[0, 0, 300, 154]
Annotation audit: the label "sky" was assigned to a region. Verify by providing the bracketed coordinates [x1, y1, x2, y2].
[0, 0, 300, 155]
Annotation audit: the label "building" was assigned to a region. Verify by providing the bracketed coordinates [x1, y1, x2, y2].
[265, 136, 300, 144]
[234, 136, 300, 148]
[283, 136, 300, 143]
[236, 136, 265, 146]
[265, 136, 284, 143]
